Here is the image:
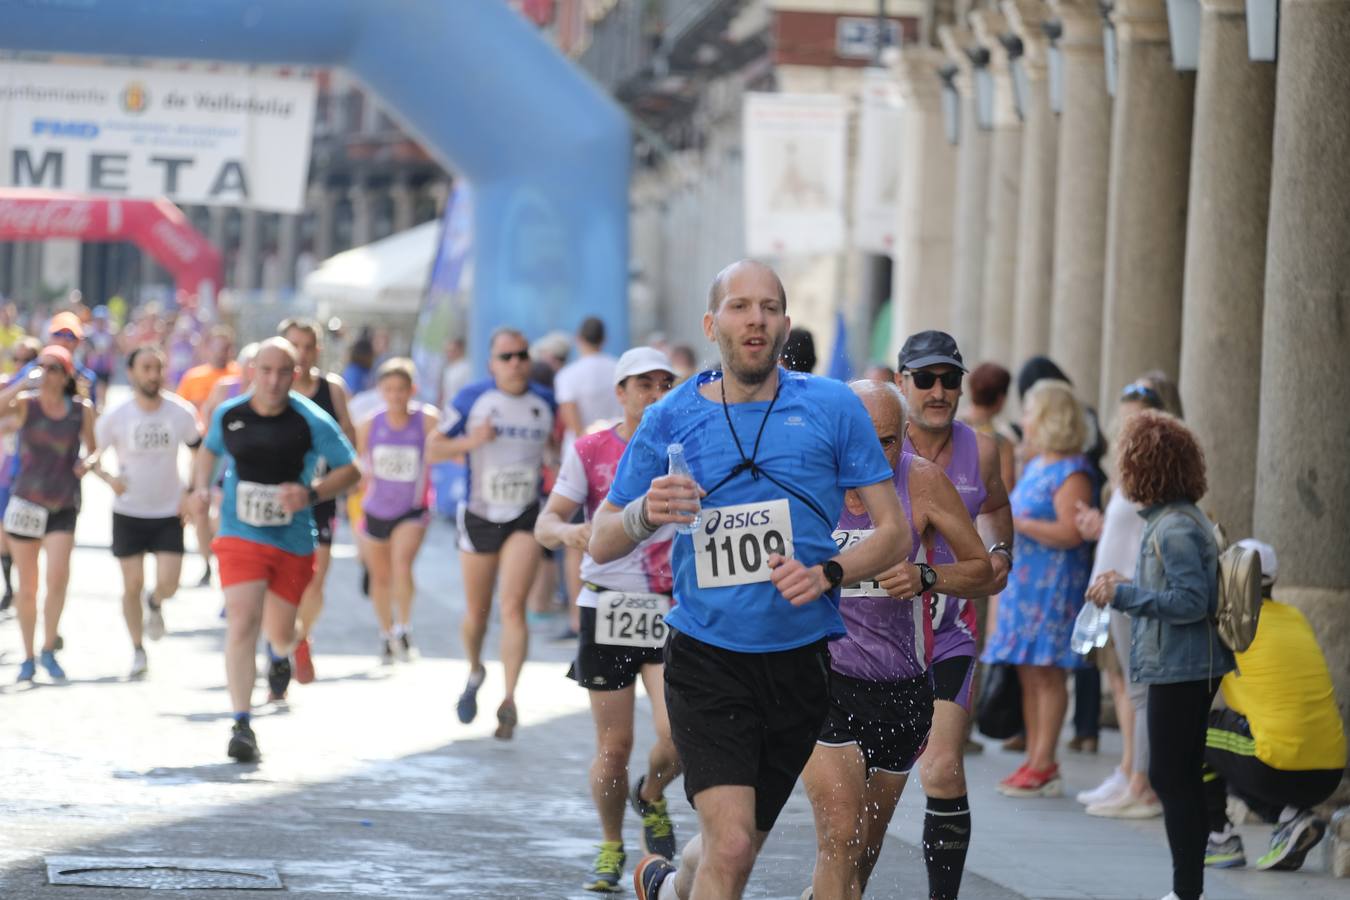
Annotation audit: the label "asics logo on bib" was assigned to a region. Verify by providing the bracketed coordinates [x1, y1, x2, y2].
[703, 508, 773, 535]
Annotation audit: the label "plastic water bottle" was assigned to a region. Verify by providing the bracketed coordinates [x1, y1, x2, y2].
[1070, 603, 1110, 655]
[667, 443, 700, 535]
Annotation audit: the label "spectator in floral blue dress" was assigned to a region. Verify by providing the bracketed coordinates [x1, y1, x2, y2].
[984, 379, 1094, 798]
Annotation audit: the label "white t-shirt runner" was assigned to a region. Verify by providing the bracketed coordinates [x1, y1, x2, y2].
[553, 353, 621, 448]
[443, 379, 555, 522]
[551, 426, 673, 608]
[94, 392, 202, 519]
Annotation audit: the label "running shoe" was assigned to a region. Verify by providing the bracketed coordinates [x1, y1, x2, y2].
[380, 639, 395, 666]
[130, 647, 149, 680]
[630, 776, 677, 860]
[16, 657, 35, 683]
[293, 638, 315, 684]
[228, 720, 259, 762]
[1257, 811, 1326, 871]
[583, 841, 626, 893]
[799, 889, 814, 900]
[1077, 768, 1128, 806]
[145, 591, 165, 641]
[39, 649, 66, 681]
[494, 699, 518, 741]
[267, 656, 292, 702]
[1204, 833, 1246, 868]
[456, 666, 486, 724]
[397, 632, 414, 662]
[997, 764, 1062, 798]
[197, 560, 213, 588]
[633, 854, 676, 900]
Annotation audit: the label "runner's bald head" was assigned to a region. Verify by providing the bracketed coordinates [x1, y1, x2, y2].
[256, 336, 299, 368]
[707, 260, 787, 313]
[849, 379, 908, 445]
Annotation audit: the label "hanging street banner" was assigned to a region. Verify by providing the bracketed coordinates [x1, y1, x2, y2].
[853, 70, 904, 256]
[743, 92, 848, 257]
[0, 61, 317, 213]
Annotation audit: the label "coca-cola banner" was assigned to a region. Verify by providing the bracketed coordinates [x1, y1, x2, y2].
[0, 61, 316, 213]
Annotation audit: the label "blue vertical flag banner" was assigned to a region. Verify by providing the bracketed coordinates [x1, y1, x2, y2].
[412, 183, 474, 405]
[828, 311, 852, 381]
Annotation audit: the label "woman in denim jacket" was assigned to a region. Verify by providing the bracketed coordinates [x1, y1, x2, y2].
[1087, 410, 1235, 900]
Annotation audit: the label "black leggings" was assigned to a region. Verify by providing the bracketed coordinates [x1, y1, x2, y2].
[1147, 679, 1219, 900]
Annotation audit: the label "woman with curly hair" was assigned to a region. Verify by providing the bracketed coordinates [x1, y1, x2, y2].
[1086, 410, 1235, 900]
[983, 379, 1095, 797]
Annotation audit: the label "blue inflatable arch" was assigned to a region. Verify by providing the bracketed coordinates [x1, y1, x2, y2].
[0, 0, 631, 361]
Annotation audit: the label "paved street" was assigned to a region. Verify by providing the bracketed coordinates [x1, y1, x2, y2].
[1, 470, 1344, 899]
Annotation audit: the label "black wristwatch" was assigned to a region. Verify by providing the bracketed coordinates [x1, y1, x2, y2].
[307, 486, 321, 506]
[917, 562, 938, 592]
[821, 559, 845, 591]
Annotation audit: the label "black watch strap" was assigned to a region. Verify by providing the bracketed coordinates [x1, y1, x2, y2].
[307, 486, 321, 506]
[821, 559, 845, 590]
[918, 562, 938, 591]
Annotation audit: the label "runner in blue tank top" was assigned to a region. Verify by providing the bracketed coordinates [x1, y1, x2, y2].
[802, 380, 992, 899]
[895, 330, 1013, 900]
[592, 261, 910, 900]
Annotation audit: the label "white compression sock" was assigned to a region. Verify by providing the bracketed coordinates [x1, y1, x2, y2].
[658, 874, 681, 900]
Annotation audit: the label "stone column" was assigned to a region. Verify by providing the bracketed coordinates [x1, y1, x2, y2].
[207, 205, 229, 253]
[888, 47, 960, 360]
[349, 185, 374, 248]
[941, 25, 991, 359]
[1254, 0, 1350, 729]
[1097, 0, 1195, 414]
[1046, 0, 1111, 402]
[972, 10, 1023, 370]
[1004, 0, 1058, 367]
[234, 208, 260, 292]
[1178, 0, 1274, 538]
[391, 178, 417, 233]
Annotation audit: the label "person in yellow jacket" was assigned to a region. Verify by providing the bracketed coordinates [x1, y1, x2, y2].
[1203, 539, 1346, 873]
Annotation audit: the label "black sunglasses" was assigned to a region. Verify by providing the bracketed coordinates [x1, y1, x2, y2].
[496, 350, 530, 363]
[1121, 382, 1163, 408]
[906, 369, 963, 390]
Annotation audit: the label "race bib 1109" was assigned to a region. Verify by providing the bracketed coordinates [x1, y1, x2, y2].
[694, 499, 794, 589]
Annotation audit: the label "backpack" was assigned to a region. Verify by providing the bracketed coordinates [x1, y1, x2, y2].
[1153, 509, 1263, 652]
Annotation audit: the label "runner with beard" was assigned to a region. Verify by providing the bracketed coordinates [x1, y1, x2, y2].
[92, 347, 202, 677]
[592, 260, 910, 900]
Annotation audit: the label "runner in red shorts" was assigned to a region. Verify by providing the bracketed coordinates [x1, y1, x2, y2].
[190, 338, 359, 763]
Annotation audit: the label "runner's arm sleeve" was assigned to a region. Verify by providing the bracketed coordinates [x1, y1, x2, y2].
[441, 385, 478, 438]
[605, 407, 667, 508]
[552, 442, 589, 504]
[834, 387, 894, 487]
[204, 404, 228, 456]
[309, 413, 357, 469]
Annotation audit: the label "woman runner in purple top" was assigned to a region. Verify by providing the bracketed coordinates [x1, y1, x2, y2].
[356, 359, 439, 664]
[802, 381, 992, 900]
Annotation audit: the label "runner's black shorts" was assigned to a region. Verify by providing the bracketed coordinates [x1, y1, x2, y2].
[314, 500, 337, 547]
[818, 670, 934, 774]
[112, 513, 185, 558]
[663, 628, 831, 832]
[362, 508, 429, 541]
[5, 505, 78, 541]
[569, 605, 664, 691]
[456, 503, 540, 555]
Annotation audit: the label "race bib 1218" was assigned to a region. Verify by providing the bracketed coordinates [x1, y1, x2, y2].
[694, 499, 794, 589]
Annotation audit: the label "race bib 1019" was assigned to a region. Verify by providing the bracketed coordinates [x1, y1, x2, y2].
[372, 445, 419, 482]
[595, 591, 671, 649]
[236, 481, 293, 528]
[694, 499, 794, 589]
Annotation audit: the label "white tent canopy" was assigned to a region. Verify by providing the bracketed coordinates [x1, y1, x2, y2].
[303, 219, 440, 314]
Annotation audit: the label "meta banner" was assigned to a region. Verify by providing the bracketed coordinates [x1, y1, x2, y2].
[0, 61, 316, 212]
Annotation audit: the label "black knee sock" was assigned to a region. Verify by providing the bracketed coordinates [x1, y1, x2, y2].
[924, 795, 971, 900]
[2, 553, 11, 592]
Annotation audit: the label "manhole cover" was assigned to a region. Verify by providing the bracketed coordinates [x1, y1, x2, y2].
[46, 856, 282, 890]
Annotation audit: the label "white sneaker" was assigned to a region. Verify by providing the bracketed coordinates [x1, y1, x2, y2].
[1087, 791, 1163, 819]
[144, 591, 165, 641]
[1160, 894, 1203, 900]
[130, 648, 148, 679]
[1076, 768, 1128, 805]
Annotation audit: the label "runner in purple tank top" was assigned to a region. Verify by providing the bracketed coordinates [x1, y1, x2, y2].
[801, 380, 992, 899]
[895, 331, 1012, 900]
[356, 358, 439, 664]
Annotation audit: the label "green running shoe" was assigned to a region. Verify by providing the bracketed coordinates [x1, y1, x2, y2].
[1204, 833, 1245, 868]
[630, 775, 677, 860]
[583, 841, 625, 893]
[1257, 812, 1326, 871]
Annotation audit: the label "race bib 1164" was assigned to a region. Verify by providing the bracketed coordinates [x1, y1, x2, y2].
[236, 481, 293, 528]
[694, 499, 794, 589]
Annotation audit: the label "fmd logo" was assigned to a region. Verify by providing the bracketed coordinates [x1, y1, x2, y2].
[31, 120, 100, 139]
[120, 82, 150, 114]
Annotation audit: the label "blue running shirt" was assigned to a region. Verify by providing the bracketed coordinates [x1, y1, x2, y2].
[607, 368, 893, 653]
[206, 392, 356, 556]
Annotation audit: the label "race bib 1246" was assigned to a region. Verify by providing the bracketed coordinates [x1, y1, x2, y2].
[595, 591, 671, 649]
